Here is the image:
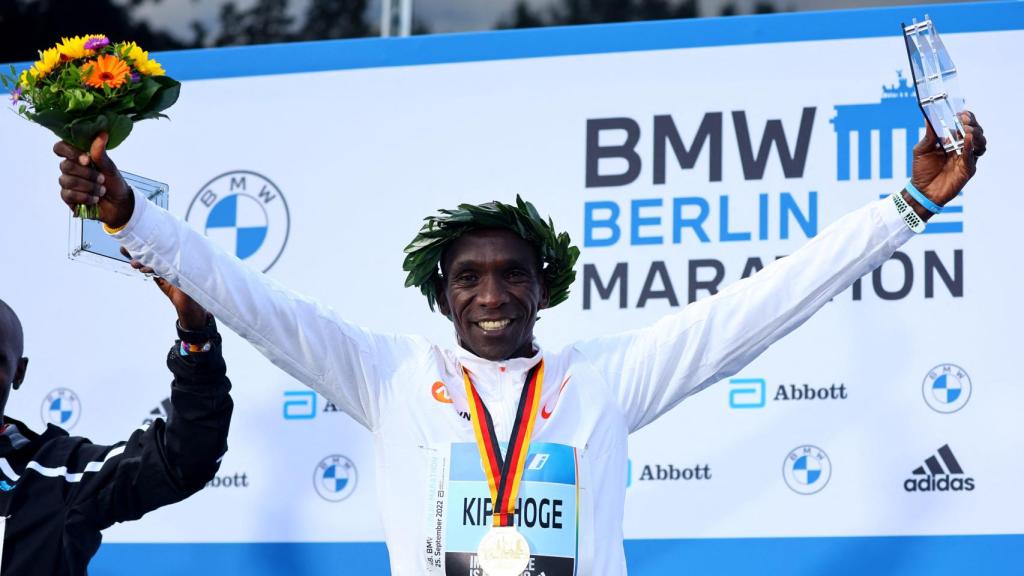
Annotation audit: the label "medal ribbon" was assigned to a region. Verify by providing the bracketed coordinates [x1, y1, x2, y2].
[462, 360, 544, 528]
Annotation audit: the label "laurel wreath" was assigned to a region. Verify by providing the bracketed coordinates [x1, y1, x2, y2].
[402, 196, 580, 311]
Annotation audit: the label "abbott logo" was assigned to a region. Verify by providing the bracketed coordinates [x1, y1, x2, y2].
[905, 445, 975, 492]
[729, 378, 766, 408]
[730, 377, 848, 408]
[283, 391, 317, 420]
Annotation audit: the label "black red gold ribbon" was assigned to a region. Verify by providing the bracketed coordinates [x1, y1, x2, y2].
[462, 361, 544, 527]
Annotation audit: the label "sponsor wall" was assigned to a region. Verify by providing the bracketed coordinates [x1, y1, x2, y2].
[1, 1, 1021, 574]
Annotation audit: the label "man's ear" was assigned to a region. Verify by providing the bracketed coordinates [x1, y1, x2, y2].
[435, 277, 453, 319]
[12, 357, 28, 391]
[538, 276, 551, 310]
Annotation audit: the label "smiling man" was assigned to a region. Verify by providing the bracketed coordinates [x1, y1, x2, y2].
[52, 111, 984, 575]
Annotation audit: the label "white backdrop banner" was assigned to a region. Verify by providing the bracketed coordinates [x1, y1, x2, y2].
[1, 1, 1021, 574]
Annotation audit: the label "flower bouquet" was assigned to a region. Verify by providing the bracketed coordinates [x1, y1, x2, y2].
[1, 35, 180, 219]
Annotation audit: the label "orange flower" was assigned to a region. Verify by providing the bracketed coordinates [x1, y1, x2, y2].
[82, 55, 131, 89]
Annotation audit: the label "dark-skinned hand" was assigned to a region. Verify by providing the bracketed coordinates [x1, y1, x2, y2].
[120, 247, 208, 331]
[53, 133, 134, 229]
[909, 110, 986, 220]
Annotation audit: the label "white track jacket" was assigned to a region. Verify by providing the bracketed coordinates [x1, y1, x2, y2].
[114, 192, 914, 575]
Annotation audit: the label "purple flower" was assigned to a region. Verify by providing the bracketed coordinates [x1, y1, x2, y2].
[130, 72, 140, 83]
[84, 36, 110, 51]
[9, 87, 21, 104]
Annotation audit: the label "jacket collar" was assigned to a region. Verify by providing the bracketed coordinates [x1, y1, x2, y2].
[454, 342, 543, 391]
[0, 417, 67, 458]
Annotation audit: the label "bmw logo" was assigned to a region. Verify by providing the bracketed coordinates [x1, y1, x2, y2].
[41, 388, 81, 430]
[922, 364, 971, 414]
[313, 455, 358, 502]
[783, 445, 831, 495]
[186, 171, 290, 272]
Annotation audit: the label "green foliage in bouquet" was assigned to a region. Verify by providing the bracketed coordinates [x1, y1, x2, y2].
[2, 35, 180, 218]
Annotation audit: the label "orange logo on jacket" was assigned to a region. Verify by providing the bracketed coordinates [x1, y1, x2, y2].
[431, 381, 453, 404]
[541, 376, 571, 419]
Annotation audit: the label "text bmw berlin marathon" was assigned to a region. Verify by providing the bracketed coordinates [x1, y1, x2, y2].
[579, 100, 963, 311]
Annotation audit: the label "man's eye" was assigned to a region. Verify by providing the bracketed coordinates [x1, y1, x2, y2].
[455, 273, 478, 283]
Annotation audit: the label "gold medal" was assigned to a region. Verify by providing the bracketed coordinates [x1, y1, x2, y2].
[477, 526, 530, 576]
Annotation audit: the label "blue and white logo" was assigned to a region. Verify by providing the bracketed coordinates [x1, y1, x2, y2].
[283, 390, 317, 420]
[923, 364, 972, 414]
[186, 171, 290, 272]
[729, 377, 766, 408]
[41, 388, 81, 430]
[783, 445, 831, 495]
[314, 455, 358, 502]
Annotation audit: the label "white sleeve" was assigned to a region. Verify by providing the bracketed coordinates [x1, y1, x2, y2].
[574, 197, 916, 433]
[111, 188, 428, 431]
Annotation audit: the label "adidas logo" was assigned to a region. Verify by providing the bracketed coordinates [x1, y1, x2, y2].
[143, 397, 174, 426]
[903, 444, 975, 492]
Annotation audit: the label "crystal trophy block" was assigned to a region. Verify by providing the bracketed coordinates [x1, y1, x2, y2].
[67, 171, 168, 275]
[903, 15, 967, 155]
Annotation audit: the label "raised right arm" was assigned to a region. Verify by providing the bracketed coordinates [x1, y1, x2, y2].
[54, 137, 425, 430]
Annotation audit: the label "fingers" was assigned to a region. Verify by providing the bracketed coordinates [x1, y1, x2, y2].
[959, 111, 986, 158]
[88, 133, 117, 175]
[61, 187, 101, 207]
[53, 140, 87, 162]
[961, 128, 977, 177]
[127, 258, 156, 275]
[59, 166, 105, 207]
[60, 158, 104, 181]
[120, 247, 156, 274]
[58, 173, 104, 195]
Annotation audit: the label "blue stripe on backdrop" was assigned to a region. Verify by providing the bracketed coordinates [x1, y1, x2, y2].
[91, 534, 1024, 575]
[4, 2, 1023, 78]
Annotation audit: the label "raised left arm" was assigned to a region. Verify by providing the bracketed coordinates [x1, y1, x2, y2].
[576, 112, 985, 433]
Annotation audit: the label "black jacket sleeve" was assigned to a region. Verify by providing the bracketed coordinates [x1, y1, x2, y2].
[65, 319, 233, 529]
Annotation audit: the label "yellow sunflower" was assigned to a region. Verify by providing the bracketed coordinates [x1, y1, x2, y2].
[82, 55, 132, 89]
[31, 47, 62, 79]
[120, 41, 165, 77]
[56, 35, 103, 61]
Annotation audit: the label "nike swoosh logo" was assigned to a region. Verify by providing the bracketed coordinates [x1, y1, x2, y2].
[541, 376, 571, 419]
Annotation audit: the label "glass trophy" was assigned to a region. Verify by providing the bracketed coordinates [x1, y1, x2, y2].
[67, 171, 168, 276]
[902, 15, 967, 155]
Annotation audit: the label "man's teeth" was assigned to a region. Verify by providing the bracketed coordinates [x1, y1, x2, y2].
[477, 319, 511, 331]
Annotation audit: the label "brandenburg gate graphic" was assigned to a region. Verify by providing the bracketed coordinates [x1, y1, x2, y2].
[832, 73, 925, 181]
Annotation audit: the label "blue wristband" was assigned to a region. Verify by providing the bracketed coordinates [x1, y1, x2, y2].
[905, 181, 943, 214]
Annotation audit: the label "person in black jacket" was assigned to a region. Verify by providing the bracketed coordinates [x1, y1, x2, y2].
[0, 275, 233, 576]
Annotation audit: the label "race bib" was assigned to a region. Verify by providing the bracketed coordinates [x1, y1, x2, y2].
[425, 442, 579, 575]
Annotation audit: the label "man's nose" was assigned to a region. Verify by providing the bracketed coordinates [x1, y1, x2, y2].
[476, 274, 510, 307]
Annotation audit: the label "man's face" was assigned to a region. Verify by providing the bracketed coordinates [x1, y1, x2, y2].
[438, 228, 549, 361]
